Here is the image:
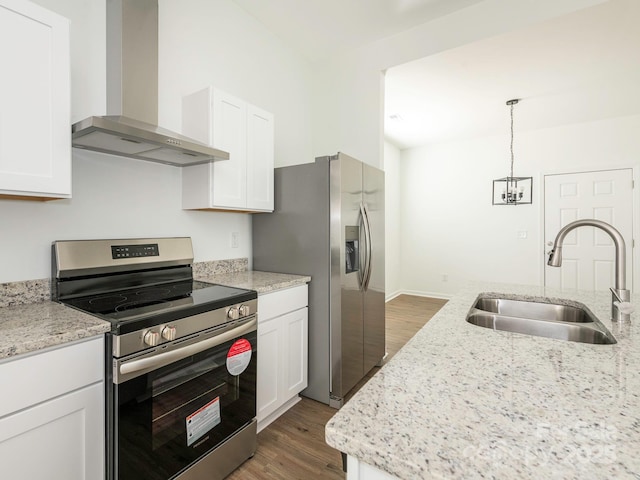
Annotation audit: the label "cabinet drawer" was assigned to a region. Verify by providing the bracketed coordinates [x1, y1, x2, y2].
[0, 336, 104, 417]
[258, 285, 308, 323]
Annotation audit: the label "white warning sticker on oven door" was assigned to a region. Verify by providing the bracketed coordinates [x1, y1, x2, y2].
[186, 396, 221, 447]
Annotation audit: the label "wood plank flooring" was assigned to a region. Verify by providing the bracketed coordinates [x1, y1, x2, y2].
[228, 294, 448, 480]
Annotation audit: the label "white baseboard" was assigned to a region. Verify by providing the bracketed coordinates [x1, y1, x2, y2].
[385, 290, 403, 302]
[386, 289, 453, 301]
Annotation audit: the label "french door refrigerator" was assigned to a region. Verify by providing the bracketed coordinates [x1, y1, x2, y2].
[252, 152, 385, 408]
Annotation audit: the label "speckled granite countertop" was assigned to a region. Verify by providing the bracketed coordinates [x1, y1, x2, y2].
[196, 270, 310, 294]
[0, 262, 308, 361]
[325, 283, 640, 479]
[0, 301, 110, 360]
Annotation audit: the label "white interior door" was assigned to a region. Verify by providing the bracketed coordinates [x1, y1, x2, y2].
[544, 169, 634, 291]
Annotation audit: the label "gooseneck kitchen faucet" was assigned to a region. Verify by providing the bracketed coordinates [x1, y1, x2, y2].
[547, 219, 633, 322]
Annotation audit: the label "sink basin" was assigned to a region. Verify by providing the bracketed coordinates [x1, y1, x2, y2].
[466, 296, 617, 345]
[474, 298, 593, 323]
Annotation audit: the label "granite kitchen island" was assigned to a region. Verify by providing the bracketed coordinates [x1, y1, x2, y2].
[325, 283, 640, 479]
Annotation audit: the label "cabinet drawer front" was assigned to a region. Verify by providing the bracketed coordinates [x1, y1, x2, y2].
[0, 336, 104, 417]
[258, 285, 308, 322]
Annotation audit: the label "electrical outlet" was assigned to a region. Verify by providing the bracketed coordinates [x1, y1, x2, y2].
[231, 232, 239, 248]
[442, 274, 448, 282]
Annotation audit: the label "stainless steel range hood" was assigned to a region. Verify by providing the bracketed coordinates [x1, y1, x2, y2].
[71, 0, 228, 166]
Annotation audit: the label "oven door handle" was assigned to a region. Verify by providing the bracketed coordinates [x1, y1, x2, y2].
[116, 318, 257, 383]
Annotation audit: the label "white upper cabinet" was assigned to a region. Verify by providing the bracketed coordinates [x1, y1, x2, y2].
[0, 0, 71, 200]
[182, 87, 274, 212]
[246, 104, 275, 211]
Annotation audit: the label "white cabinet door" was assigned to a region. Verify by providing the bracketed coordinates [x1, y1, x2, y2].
[211, 89, 247, 209]
[0, 0, 71, 200]
[257, 316, 282, 422]
[0, 382, 104, 480]
[246, 104, 274, 211]
[256, 306, 308, 425]
[283, 307, 308, 398]
[182, 86, 273, 212]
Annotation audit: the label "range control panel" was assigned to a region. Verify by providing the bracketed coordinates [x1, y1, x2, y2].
[111, 243, 159, 259]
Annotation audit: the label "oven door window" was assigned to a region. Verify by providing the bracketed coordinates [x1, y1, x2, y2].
[115, 330, 257, 480]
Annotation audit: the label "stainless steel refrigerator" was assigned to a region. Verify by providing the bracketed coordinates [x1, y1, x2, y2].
[252, 152, 385, 408]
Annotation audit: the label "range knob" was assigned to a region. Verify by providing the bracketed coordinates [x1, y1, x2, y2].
[162, 326, 177, 341]
[143, 330, 160, 347]
[239, 304, 251, 316]
[227, 306, 240, 320]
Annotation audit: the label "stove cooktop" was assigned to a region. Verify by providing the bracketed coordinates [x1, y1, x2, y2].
[61, 280, 257, 335]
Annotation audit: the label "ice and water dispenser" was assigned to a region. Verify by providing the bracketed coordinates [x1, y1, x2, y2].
[345, 226, 359, 274]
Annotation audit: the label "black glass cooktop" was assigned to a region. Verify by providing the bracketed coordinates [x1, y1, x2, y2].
[62, 280, 256, 334]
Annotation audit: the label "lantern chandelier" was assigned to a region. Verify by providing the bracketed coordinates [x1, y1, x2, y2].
[492, 99, 532, 205]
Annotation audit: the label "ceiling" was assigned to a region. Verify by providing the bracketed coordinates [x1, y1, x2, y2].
[233, 0, 640, 151]
[385, 0, 640, 149]
[232, 0, 484, 61]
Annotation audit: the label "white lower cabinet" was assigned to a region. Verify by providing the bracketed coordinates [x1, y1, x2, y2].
[257, 285, 308, 431]
[0, 336, 104, 480]
[0, 383, 103, 479]
[282, 308, 308, 398]
[347, 456, 399, 480]
[257, 314, 282, 420]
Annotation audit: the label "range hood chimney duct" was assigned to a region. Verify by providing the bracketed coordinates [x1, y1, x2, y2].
[107, 0, 158, 125]
[71, 0, 229, 166]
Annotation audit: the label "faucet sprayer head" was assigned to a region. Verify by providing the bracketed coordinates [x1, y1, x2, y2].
[547, 247, 562, 267]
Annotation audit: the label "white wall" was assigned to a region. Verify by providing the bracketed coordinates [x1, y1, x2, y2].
[383, 142, 401, 300]
[158, 0, 314, 168]
[3, 0, 609, 284]
[399, 114, 640, 297]
[0, 0, 313, 283]
[311, 0, 606, 169]
[0, 151, 250, 283]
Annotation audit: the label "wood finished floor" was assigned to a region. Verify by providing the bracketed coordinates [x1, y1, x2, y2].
[228, 295, 448, 480]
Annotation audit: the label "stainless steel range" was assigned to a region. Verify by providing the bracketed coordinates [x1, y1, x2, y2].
[52, 237, 258, 480]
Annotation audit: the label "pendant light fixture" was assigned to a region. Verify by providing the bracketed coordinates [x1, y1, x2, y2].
[492, 99, 532, 205]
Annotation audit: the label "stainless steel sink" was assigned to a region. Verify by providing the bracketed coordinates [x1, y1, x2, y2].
[474, 298, 593, 323]
[466, 296, 617, 345]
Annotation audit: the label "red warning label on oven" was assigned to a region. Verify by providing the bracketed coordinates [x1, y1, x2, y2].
[226, 338, 252, 375]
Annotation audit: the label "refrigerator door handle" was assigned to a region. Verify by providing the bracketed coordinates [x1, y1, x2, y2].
[358, 202, 368, 290]
[361, 202, 373, 291]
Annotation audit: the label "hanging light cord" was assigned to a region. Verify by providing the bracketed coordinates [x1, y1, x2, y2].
[509, 101, 515, 180]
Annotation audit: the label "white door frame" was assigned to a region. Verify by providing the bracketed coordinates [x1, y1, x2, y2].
[539, 164, 639, 291]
